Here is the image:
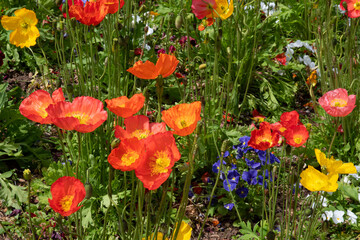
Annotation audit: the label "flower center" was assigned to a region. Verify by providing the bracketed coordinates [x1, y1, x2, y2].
[21, 22, 29, 29]
[150, 151, 170, 176]
[66, 111, 90, 124]
[121, 151, 139, 166]
[355, 2, 360, 10]
[60, 195, 74, 212]
[330, 98, 347, 107]
[178, 119, 189, 129]
[131, 129, 151, 140]
[294, 137, 302, 144]
[38, 106, 48, 118]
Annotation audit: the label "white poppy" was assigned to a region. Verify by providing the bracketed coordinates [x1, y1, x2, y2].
[332, 210, 345, 224]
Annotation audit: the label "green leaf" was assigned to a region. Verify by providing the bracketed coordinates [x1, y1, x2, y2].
[338, 182, 359, 202]
[0, 83, 8, 112]
[0, 170, 13, 179]
[82, 200, 94, 228]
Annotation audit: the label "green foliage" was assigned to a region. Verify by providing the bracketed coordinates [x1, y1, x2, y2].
[0, 170, 27, 209]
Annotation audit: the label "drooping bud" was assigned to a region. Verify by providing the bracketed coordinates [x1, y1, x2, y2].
[175, 15, 183, 29]
[23, 169, 31, 181]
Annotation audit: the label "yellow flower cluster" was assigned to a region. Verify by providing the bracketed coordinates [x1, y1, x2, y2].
[142, 221, 192, 240]
[300, 149, 356, 192]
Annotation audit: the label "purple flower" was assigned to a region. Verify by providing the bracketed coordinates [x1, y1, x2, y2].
[9, 209, 21, 217]
[189, 37, 197, 46]
[242, 170, 258, 185]
[233, 136, 253, 159]
[245, 158, 261, 169]
[170, 35, 176, 42]
[236, 187, 249, 198]
[231, 163, 237, 169]
[157, 48, 166, 57]
[169, 45, 176, 53]
[257, 175, 268, 188]
[179, 36, 188, 47]
[212, 160, 226, 174]
[269, 153, 280, 164]
[228, 169, 240, 182]
[224, 203, 234, 210]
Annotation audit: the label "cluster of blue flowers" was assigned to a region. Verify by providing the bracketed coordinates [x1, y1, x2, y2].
[212, 136, 280, 211]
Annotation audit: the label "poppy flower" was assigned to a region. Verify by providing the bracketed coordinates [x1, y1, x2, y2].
[191, 0, 216, 19]
[105, 93, 145, 118]
[315, 149, 356, 175]
[127, 53, 179, 79]
[48, 176, 86, 216]
[59, 0, 83, 18]
[19, 88, 65, 124]
[214, 0, 234, 20]
[1, 8, 40, 48]
[143, 221, 192, 240]
[248, 122, 280, 151]
[300, 166, 339, 192]
[135, 132, 181, 190]
[69, 0, 124, 26]
[279, 111, 300, 128]
[275, 53, 286, 65]
[340, 0, 360, 18]
[283, 124, 309, 147]
[46, 96, 108, 133]
[318, 88, 356, 117]
[108, 138, 145, 171]
[115, 115, 166, 140]
[252, 109, 266, 123]
[161, 101, 202, 136]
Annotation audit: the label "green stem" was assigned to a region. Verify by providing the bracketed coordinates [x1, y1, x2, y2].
[27, 179, 36, 240]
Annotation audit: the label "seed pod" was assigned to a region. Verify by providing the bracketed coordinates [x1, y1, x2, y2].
[175, 15, 183, 29]
[84, 183, 93, 199]
[186, 13, 194, 22]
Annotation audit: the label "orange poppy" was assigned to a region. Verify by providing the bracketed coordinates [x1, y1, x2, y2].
[108, 137, 145, 171]
[115, 115, 166, 140]
[105, 93, 145, 118]
[46, 96, 108, 133]
[69, 0, 124, 26]
[283, 124, 309, 147]
[48, 176, 86, 217]
[161, 101, 201, 136]
[135, 132, 181, 190]
[127, 53, 179, 79]
[248, 122, 280, 151]
[19, 88, 65, 124]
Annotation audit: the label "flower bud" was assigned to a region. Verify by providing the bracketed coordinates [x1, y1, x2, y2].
[199, 63, 206, 70]
[111, 138, 120, 149]
[175, 15, 183, 29]
[84, 182, 93, 199]
[23, 169, 31, 181]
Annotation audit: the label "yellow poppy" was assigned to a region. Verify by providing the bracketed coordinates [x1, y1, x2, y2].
[315, 149, 356, 175]
[300, 166, 339, 192]
[214, 0, 234, 20]
[142, 221, 192, 240]
[1, 8, 40, 48]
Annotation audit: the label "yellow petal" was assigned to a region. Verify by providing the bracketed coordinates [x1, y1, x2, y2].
[174, 221, 192, 240]
[315, 149, 327, 168]
[322, 173, 339, 192]
[142, 233, 168, 240]
[215, 0, 234, 20]
[14, 8, 38, 26]
[300, 166, 329, 191]
[1, 16, 21, 30]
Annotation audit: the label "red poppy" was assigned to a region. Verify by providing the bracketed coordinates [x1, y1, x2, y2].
[248, 122, 280, 151]
[191, 0, 216, 19]
[69, 0, 124, 26]
[46, 96, 108, 133]
[283, 124, 309, 147]
[270, 122, 287, 134]
[48, 176, 86, 217]
[161, 101, 202, 136]
[105, 93, 145, 118]
[252, 109, 266, 122]
[340, 0, 360, 18]
[135, 132, 181, 190]
[318, 88, 356, 117]
[280, 111, 300, 128]
[59, 0, 83, 18]
[275, 53, 286, 65]
[127, 53, 179, 79]
[115, 115, 166, 140]
[19, 88, 65, 124]
[108, 138, 145, 171]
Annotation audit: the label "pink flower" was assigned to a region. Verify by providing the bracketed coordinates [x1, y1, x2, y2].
[191, 0, 216, 19]
[318, 88, 356, 117]
[340, 0, 360, 18]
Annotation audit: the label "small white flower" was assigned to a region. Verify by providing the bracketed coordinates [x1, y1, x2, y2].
[349, 174, 360, 180]
[144, 44, 151, 51]
[355, 165, 360, 173]
[358, 193, 360, 202]
[347, 210, 357, 224]
[332, 210, 345, 224]
[343, 176, 351, 184]
[320, 196, 328, 207]
[322, 211, 333, 221]
[146, 26, 154, 36]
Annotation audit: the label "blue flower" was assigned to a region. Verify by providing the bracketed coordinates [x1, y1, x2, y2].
[269, 153, 280, 164]
[233, 136, 253, 159]
[242, 170, 258, 185]
[224, 203, 234, 210]
[188, 186, 194, 197]
[257, 175, 268, 188]
[236, 187, 249, 198]
[212, 160, 226, 174]
[223, 170, 240, 191]
[245, 158, 261, 169]
[231, 163, 237, 169]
